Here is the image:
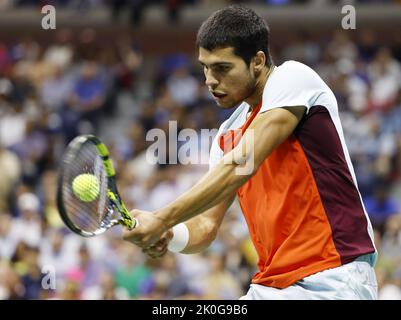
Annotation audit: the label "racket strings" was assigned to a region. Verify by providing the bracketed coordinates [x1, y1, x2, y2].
[61, 141, 110, 233]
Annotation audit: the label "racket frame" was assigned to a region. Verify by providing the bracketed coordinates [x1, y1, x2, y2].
[57, 135, 137, 237]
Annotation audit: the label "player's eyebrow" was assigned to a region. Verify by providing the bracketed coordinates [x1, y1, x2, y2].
[199, 61, 233, 68]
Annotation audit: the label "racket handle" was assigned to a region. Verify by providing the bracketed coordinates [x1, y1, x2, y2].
[131, 217, 139, 229]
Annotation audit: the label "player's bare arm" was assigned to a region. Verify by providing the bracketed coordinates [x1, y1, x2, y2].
[181, 193, 235, 254]
[124, 193, 235, 255]
[123, 106, 305, 248]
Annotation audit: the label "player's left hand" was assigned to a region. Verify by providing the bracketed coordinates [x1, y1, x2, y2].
[142, 230, 173, 258]
[122, 209, 169, 249]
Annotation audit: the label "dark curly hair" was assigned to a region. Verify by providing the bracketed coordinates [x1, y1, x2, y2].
[196, 5, 273, 67]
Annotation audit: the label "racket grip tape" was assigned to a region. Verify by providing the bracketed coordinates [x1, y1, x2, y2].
[131, 217, 139, 229]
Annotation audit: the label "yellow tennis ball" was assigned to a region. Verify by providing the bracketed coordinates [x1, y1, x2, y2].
[72, 174, 100, 202]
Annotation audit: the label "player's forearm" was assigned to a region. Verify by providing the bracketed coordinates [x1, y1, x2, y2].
[179, 218, 217, 254]
[156, 160, 248, 229]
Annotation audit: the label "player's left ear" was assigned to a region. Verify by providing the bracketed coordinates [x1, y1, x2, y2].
[252, 51, 266, 74]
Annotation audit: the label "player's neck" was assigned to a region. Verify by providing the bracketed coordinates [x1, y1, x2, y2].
[245, 64, 275, 112]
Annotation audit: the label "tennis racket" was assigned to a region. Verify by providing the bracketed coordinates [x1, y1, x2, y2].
[57, 134, 138, 237]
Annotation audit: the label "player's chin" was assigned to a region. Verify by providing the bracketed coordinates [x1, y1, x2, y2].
[216, 99, 237, 109]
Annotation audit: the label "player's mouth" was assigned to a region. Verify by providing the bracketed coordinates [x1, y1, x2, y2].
[211, 91, 227, 101]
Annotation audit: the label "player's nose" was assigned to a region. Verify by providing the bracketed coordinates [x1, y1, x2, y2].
[205, 73, 218, 88]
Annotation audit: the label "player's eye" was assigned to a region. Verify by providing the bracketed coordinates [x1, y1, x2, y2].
[215, 65, 230, 73]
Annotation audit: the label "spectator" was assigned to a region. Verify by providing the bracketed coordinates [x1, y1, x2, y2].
[63, 61, 106, 140]
[114, 244, 152, 298]
[43, 29, 74, 70]
[364, 183, 401, 236]
[20, 246, 42, 299]
[41, 65, 73, 112]
[193, 252, 243, 299]
[0, 214, 18, 260]
[11, 193, 42, 248]
[0, 143, 21, 212]
[367, 47, 401, 112]
[82, 270, 129, 300]
[165, 54, 200, 108]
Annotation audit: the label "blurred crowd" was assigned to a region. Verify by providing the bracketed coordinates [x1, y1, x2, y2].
[2, 0, 400, 26]
[1, 25, 401, 300]
[8, 0, 401, 6]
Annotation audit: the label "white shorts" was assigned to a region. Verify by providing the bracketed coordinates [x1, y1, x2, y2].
[240, 260, 378, 300]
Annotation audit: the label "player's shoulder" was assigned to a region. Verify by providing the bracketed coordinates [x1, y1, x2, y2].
[265, 60, 324, 94]
[262, 60, 334, 112]
[273, 60, 318, 78]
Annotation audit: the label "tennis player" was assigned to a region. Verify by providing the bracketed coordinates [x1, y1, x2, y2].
[123, 5, 378, 299]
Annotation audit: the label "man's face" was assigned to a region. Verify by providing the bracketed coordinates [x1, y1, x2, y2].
[198, 47, 256, 109]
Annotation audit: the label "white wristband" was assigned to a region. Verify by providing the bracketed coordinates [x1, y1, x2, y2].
[168, 223, 189, 253]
